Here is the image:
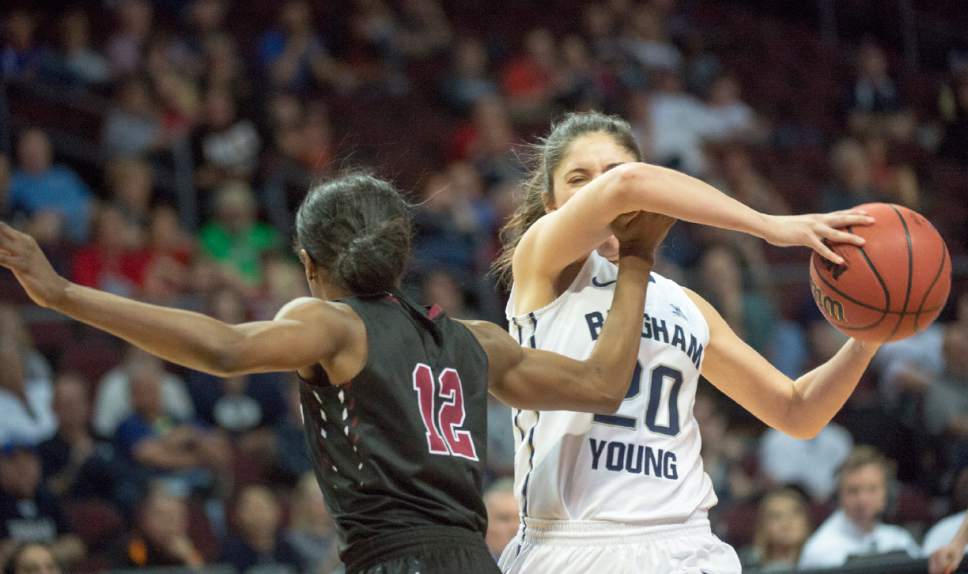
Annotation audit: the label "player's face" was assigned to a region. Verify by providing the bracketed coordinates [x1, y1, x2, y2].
[485, 491, 520, 556]
[839, 463, 886, 530]
[762, 495, 808, 547]
[550, 132, 637, 262]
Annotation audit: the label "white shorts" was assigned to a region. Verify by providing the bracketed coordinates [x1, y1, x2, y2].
[497, 516, 741, 574]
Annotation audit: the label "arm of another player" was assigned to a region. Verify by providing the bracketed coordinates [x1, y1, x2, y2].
[929, 516, 968, 574]
[515, 162, 873, 288]
[685, 288, 880, 439]
[0, 222, 361, 377]
[473, 212, 673, 412]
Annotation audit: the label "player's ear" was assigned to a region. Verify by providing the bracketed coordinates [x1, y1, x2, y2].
[298, 249, 317, 281]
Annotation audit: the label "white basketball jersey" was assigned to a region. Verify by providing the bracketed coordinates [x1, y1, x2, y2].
[506, 251, 717, 524]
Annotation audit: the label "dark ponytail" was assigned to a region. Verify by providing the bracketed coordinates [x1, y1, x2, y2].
[491, 111, 642, 287]
[295, 173, 412, 295]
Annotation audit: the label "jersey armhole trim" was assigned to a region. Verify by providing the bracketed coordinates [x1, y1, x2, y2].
[507, 252, 601, 324]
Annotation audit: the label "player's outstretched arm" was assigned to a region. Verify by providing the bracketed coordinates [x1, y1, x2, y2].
[686, 287, 880, 439]
[929, 515, 968, 574]
[514, 162, 873, 289]
[0, 222, 360, 377]
[475, 212, 674, 412]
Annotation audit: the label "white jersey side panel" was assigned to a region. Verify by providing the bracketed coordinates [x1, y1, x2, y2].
[507, 251, 717, 524]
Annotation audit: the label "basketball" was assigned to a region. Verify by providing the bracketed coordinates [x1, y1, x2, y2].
[809, 203, 951, 343]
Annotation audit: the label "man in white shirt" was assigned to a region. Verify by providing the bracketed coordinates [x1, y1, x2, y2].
[759, 423, 853, 502]
[799, 445, 919, 569]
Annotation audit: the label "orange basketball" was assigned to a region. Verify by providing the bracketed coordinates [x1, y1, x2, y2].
[809, 203, 951, 343]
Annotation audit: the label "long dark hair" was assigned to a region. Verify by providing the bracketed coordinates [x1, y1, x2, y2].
[491, 111, 642, 287]
[295, 173, 413, 295]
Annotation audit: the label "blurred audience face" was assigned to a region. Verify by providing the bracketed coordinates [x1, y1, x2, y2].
[17, 129, 52, 175]
[484, 488, 518, 556]
[209, 288, 246, 323]
[95, 206, 139, 251]
[117, 78, 155, 116]
[141, 490, 190, 545]
[756, 490, 810, 558]
[280, 1, 312, 35]
[11, 543, 61, 574]
[857, 42, 888, 80]
[0, 449, 41, 499]
[422, 271, 465, 318]
[214, 184, 256, 232]
[189, 0, 227, 33]
[291, 473, 333, 534]
[831, 139, 871, 190]
[52, 374, 90, 433]
[943, 326, 968, 378]
[149, 205, 184, 250]
[237, 486, 282, 542]
[5, 11, 35, 50]
[454, 38, 487, 76]
[839, 462, 887, 531]
[60, 11, 90, 52]
[129, 360, 165, 419]
[110, 159, 153, 214]
[116, 0, 153, 38]
[204, 89, 236, 128]
[698, 246, 742, 295]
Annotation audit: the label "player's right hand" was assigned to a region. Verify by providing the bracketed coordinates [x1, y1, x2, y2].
[763, 210, 874, 265]
[0, 222, 69, 309]
[610, 211, 677, 263]
[929, 541, 966, 574]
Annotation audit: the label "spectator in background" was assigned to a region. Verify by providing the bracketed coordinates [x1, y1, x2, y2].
[710, 146, 790, 216]
[555, 35, 605, 111]
[94, 346, 194, 439]
[5, 542, 61, 574]
[202, 33, 252, 109]
[37, 374, 116, 502]
[646, 70, 713, 175]
[798, 446, 919, 569]
[740, 488, 811, 571]
[142, 205, 195, 302]
[0, 309, 55, 446]
[938, 68, 968, 162]
[758, 421, 853, 503]
[107, 158, 154, 230]
[703, 74, 759, 143]
[483, 479, 518, 561]
[396, 0, 453, 61]
[108, 486, 204, 568]
[200, 183, 280, 287]
[440, 38, 498, 115]
[412, 171, 485, 279]
[421, 270, 469, 319]
[0, 154, 9, 220]
[221, 485, 303, 573]
[258, 1, 354, 94]
[1, 11, 42, 79]
[0, 441, 84, 570]
[106, 0, 153, 77]
[177, 0, 230, 77]
[923, 325, 968, 463]
[269, 379, 311, 484]
[102, 76, 168, 159]
[112, 361, 231, 499]
[192, 88, 262, 190]
[501, 28, 557, 121]
[284, 473, 340, 573]
[847, 40, 913, 141]
[820, 138, 880, 213]
[41, 10, 111, 87]
[71, 206, 150, 297]
[10, 129, 93, 244]
[621, 4, 682, 72]
[152, 70, 200, 142]
[454, 96, 520, 185]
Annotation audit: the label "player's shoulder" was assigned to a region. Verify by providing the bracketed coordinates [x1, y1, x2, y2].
[456, 319, 510, 346]
[274, 297, 362, 331]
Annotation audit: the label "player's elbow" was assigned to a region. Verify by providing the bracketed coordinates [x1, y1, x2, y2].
[585, 368, 626, 413]
[779, 411, 825, 440]
[608, 163, 660, 209]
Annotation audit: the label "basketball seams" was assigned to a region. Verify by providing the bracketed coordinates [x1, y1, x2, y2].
[913, 242, 949, 332]
[810, 256, 890, 330]
[885, 206, 915, 341]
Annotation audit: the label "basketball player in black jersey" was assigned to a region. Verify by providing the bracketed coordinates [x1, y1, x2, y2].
[0, 173, 672, 574]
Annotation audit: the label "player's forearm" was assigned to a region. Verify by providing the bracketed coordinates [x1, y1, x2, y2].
[586, 254, 653, 406]
[788, 339, 880, 436]
[53, 282, 242, 375]
[616, 163, 770, 239]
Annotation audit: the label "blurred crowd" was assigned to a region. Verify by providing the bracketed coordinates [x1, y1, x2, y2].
[1, 0, 967, 572]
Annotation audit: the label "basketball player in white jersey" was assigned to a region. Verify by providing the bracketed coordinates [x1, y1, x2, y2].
[491, 112, 882, 573]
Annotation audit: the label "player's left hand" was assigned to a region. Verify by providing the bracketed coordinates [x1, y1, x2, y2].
[764, 210, 874, 265]
[930, 541, 966, 574]
[0, 222, 69, 309]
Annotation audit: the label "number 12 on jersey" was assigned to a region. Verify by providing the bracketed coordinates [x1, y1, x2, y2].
[412, 363, 479, 461]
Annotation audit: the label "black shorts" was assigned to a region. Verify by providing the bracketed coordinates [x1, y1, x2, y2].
[344, 526, 501, 574]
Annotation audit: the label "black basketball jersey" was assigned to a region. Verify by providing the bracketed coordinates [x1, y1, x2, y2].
[298, 292, 489, 564]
